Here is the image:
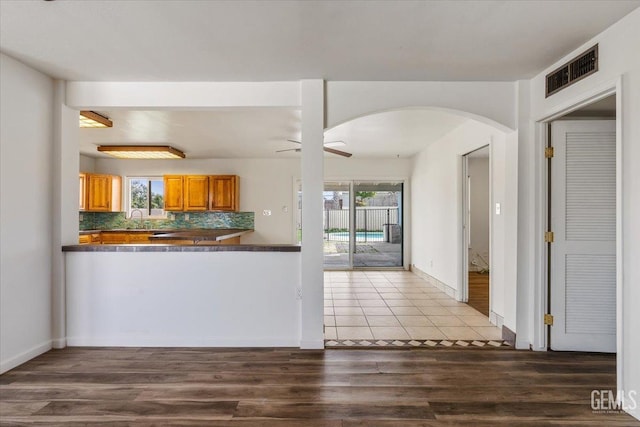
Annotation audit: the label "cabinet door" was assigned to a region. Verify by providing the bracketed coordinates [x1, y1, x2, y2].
[163, 175, 184, 211]
[110, 175, 122, 212]
[79, 173, 87, 211]
[100, 233, 128, 244]
[128, 233, 152, 243]
[87, 174, 112, 211]
[209, 175, 238, 211]
[184, 175, 209, 211]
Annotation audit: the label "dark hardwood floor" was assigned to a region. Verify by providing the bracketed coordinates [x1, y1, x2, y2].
[1, 347, 637, 426]
[468, 271, 490, 316]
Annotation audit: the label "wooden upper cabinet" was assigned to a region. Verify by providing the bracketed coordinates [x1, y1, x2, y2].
[163, 175, 184, 211]
[110, 175, 122, 212]
[86, 174, 113, 211]
[79, 173, 87, 211]
[184, 175, 209, 211]
[163, 174, 239, 212]
[209, 175, 239, 211]
[80, 173, 121, 212]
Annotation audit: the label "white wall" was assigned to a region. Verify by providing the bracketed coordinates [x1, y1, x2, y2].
[79, 154, 96, 172]
[0, 53, 54, 373]
[524, 8, 640, 419]
[326, 81, 517, 131]
[468, 156, 490, 270]
[65, 251, 301, 346]
[95, 158, 301, 244]
[411, 120, 517, 329]
[325, 157, 411, 179]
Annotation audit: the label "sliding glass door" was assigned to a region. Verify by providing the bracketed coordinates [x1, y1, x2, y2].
[323, 180, 403, 269]
[323, 182, 351, 268]
[353, 182, 403, 268]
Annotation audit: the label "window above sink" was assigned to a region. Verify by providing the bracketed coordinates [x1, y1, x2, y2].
[126, 177, 166, 219]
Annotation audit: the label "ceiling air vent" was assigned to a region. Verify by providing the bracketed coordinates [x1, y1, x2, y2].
[546, 44, 598, 98]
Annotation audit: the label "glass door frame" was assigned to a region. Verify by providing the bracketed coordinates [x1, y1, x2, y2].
[323, 180, 404, 270]
[323, 181, 353, 270]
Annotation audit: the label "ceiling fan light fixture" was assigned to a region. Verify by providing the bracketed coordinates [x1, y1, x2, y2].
[97, 145, 186, 159]
[79, 111, 113, 128]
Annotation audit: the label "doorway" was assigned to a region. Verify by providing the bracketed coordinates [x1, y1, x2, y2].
[323, 181, 403, 269]
[462, 146, 491, 317]
[548, 115, 616, 352]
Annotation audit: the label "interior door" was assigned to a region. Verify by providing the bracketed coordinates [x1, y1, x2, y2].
[550, 120, 616, 352]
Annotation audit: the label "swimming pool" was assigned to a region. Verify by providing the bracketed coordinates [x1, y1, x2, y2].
[325, 231, 384, 242]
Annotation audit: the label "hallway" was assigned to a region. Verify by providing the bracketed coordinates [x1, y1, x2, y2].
[324, 271, 503, 345]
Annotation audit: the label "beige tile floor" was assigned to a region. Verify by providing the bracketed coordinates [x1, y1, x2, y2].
[324, 270, 503, 341]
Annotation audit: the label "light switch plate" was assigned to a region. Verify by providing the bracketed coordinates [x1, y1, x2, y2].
[495, 203, 501, 215]
[263, 209, 272, 216]
[184, 213, 190, 221]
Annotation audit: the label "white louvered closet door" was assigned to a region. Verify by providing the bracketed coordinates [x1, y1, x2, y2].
[550, 120, 616, 352]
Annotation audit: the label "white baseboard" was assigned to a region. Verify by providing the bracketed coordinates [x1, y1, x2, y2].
[66, 336, 301, 348]
[411, 265, 461, 300]
[299, 339, 325, 349]
[0, 340, 52, 374]
[52, 337, 66, 349]
[489, 311, 504, 328]
[625, 406, 639, 422]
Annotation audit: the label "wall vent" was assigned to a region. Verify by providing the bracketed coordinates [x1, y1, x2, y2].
[546, 45, 598, 98]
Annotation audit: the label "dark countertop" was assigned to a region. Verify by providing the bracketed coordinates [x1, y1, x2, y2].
[148, 229, 251, 242]
[62, 244, 301, 252]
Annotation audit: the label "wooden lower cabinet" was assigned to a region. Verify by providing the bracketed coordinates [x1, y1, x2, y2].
[78, 232, 238, 245]
[80, 232, 153, 244]
[150, 236, 241, 245]
[78, 233, 102, 244]
[99, 232, 129, 244]
[127, 233, 153, 243]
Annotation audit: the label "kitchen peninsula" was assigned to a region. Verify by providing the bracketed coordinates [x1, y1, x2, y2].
[62, 240, 302, 347]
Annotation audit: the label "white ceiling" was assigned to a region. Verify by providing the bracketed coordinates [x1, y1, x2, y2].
[80, 108, 467, 159]
[1, 1, 638, 82]
[4, 1, 637, 159]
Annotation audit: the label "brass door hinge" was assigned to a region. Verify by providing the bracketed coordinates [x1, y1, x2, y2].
[544, 314, 554, 326]
[545, 147, 554, 158]
[544, 231, 554, 243]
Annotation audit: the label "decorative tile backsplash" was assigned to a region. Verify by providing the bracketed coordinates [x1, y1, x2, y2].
[80, 211, 254, 231]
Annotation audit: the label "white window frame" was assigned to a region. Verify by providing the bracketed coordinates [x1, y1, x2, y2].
[125, 176, 166, 219]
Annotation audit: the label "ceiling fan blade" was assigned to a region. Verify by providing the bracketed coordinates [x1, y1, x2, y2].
[276, 148, 301, 153]
[288, 139, 345, 147]
[286, 139, 350, 156]
[323, 140, 345, 147]
[323, 147, 352, 157]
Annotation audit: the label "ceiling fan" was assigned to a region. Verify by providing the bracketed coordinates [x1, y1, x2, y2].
[277, 139, 353, 158]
